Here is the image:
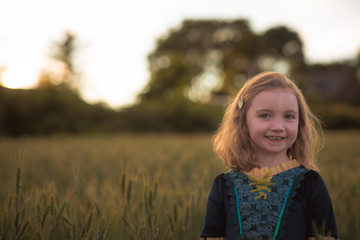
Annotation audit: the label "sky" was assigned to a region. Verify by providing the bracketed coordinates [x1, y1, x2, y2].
[0, 0, 360, 108]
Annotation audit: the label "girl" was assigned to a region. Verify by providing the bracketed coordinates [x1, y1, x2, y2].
[200, 72, 339, 240]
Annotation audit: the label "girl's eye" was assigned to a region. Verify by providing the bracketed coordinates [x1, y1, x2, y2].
[285, 114, 296, 120]
[259, 113, 270, 119]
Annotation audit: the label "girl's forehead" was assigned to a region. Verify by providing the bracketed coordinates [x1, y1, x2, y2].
[254, 88, 294, 96]
[250, 88, 298, 109]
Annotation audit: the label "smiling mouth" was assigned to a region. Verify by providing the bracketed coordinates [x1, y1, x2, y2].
[266, 136, 285, 141]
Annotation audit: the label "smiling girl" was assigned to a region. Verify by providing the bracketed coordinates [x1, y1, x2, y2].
[200, 72, 339, 240]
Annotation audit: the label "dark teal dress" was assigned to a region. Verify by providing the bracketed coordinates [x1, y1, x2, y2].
[200, 167, 339, 240]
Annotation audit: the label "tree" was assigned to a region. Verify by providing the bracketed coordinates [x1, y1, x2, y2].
[37, 31, 80, 90]
[140, 19, 305, 104]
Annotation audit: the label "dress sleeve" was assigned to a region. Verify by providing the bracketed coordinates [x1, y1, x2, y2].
[200, 174, 227, 238]
[304, 171, 339, 239]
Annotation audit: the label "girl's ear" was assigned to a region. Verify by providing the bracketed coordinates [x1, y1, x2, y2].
[244, 110, 249, 129]
[243, 121, 250, 138]
[242, 112, 248, 131]
[244, 120, 248, 131]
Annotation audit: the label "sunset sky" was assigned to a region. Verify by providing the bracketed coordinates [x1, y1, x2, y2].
[1, 0, 360, 108]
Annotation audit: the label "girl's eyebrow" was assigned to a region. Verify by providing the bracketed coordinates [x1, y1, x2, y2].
[255, 108, 273, 112]
[255, 109, 298, 113]
[284, 109, 299, 114]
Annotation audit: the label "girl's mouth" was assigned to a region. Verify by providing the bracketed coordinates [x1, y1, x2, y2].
[266, 136, 285, 141]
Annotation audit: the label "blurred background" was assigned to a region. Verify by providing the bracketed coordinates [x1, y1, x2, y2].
[1, 1, 360, 238]
[1, 0, 360, 136]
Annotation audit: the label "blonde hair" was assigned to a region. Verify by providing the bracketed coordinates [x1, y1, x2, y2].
[213, 71, 322, 172]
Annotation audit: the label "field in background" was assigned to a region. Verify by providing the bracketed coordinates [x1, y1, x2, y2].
[0, 131, 359, 239]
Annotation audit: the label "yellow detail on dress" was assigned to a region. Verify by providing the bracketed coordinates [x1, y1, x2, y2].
[248, 171, 275, 199]
[243, 160, 301, 200]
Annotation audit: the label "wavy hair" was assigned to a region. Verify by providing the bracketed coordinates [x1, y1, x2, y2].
[213, 71, 322, 172]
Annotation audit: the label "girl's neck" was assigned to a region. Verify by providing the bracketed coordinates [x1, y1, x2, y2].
[254, 153, 290, 169]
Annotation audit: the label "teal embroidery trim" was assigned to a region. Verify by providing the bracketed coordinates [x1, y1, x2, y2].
[230, 174, 245, 240]
[226, 167, 307, 238]
[273, 180, 295, 239]
[229, 172, 298, 239]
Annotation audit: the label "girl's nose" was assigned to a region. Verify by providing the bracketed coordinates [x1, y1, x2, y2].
[270, 118, 285, 131]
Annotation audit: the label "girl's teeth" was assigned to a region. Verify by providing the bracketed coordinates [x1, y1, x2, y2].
[269, 136, 282, 140]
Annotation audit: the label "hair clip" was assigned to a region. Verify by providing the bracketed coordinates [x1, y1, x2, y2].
[238, 95, 244, 109]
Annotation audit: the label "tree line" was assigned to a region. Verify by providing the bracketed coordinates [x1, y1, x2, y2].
[1, 19, 360, 136]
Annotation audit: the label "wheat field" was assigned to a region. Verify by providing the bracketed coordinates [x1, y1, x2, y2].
[0, 131, 359, 239]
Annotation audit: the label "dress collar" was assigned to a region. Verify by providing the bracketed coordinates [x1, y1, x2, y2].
[242, 159, 300, 179]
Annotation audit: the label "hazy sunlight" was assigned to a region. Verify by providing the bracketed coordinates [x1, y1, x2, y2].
[1, 64, 39, 89]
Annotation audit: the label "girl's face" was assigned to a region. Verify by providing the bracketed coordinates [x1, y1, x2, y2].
[245, 88, 299, 162]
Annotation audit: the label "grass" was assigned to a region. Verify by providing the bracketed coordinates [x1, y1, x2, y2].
[0, 131, 359, 239]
